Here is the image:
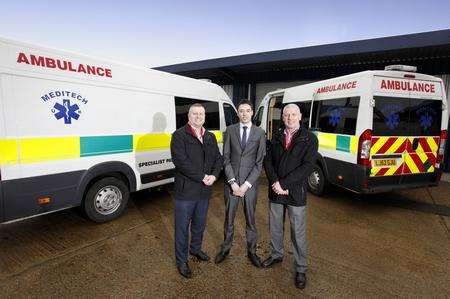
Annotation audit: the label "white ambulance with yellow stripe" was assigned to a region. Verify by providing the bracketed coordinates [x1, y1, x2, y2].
[0, 37, 236, 224]
[256, 65, 448, 195]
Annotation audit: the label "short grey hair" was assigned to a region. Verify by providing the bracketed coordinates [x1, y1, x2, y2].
[283, 103, 301, 115]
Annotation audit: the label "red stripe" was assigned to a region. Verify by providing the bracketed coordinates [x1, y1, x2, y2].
[394, 140, 407, 153]
[405, 139, 414, 153]
[403, 163, 412, 174]
[418, 138, 431, 153]
[434, 137, 440, 147]
[394, 164, 404, 175]
[426, 153, 436, 164]
[375, 167, 389, 176]
[409, 154, 425, 172]
[377, 137, 396, 154]
[371, 137, 380, 147]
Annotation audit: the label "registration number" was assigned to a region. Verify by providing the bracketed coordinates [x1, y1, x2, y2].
[373, 159, 397, 167]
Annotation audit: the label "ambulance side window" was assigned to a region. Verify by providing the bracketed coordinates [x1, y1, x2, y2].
[311, 97, 359, 135]
[175, 97, 220, 130]
[223, 103, 239, 126]
[291, 101, 312, 128]
[254, 106, 264, 126]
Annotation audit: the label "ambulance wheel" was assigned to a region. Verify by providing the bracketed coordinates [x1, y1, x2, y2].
[307, 165, 327, 196]
[82, 177, 129, 223]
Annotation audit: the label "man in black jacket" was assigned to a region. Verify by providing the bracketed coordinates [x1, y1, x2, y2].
[170, 103, 223, 279]
[263, 103, 318, 289]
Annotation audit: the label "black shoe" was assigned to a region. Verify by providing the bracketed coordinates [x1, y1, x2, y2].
[295, 272, 307, 289]
[177, 263, 192, 279]
[214, 250, 229, 264]
[247, 252, 262, 268]
[262, 256, 283, 268]
[190, 250, 210, 262]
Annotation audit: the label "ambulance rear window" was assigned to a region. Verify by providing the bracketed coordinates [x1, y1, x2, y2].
[373, 96, 442, 136]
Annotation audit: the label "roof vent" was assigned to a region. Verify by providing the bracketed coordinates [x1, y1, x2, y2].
[384, 65, 417, 72]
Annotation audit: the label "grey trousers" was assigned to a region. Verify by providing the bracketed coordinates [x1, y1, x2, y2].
[269, 202, 307, 273]
[220, 185, 258, 254]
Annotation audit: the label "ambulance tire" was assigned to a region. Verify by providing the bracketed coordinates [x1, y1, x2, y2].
[307, 165, 327, 196]
[82, 177, 129, 223]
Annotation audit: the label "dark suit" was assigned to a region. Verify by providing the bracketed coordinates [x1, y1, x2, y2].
[170, 125, 222, 266]
[220, 123, 266, 254]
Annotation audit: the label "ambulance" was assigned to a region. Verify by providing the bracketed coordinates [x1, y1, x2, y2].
[0, 37, 237, 224]
[256, 65, 448, 195]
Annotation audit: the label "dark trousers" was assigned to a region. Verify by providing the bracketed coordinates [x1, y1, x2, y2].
[220, 185, 258, 254]
[174, 199, 209, 266]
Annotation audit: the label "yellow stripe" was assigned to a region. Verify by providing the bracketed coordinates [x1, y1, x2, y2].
[404, 154, 420, 174]
[133, 133, 172, 152]
[371, 136, 387, 155]
[385, 165, 400, 176]
[0, 139, 19, 165]
[211, 130, 223, 143]
[428, 137, 438, 152]
[317, 132, 337, 150]
[20, 137, 80, 163]
[386, 137, 406, 154]
[370, 167, 381, 176]
[350, 136, 358, 154]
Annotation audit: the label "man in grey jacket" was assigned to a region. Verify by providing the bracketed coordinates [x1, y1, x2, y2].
[215, 99, 266, 268]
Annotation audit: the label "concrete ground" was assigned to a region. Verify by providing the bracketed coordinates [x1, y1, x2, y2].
[0, 177, 449, 298]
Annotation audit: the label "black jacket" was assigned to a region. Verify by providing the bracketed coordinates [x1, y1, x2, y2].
[170, 125, 223, 201]
[263, 126, 318, 206]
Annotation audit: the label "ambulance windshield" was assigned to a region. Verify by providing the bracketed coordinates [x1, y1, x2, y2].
[373, 96, 442, 136]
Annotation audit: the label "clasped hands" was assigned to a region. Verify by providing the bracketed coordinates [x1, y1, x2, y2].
[231, 182, 249, 198]
[272, 181, 289, 195]
[202, 174, 216, 186]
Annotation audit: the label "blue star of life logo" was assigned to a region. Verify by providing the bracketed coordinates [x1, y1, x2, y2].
[420, 113, 432, 130]
[386, 113, 400, 130]
[53, 99, 80, 124]
[40, 91, 88, 125]
[328, 109, 341, 126]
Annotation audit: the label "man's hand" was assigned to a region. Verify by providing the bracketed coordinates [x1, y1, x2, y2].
[272, 181, 288, 195]
[231, 182, 240, 193]
[203, 175, 216, 186]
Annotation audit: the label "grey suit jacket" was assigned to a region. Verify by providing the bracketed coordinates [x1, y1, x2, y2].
[223, 123, 266, 186]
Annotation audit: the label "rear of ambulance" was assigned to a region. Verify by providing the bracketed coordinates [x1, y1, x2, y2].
[359, 66, 448, 193]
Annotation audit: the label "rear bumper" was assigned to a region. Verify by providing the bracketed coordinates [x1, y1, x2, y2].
[324, 157, 442, 194]
[360, 171, 441, 194]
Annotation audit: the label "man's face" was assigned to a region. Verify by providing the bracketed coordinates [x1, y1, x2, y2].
[188, 106, 205, 128]
[282, 106, 302, 130]
[238, 104, 253, 124]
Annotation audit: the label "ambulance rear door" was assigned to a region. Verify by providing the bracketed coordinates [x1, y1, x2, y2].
[370, 76, 443, 184]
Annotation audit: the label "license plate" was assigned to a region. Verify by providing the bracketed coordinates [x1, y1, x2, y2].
[373, 159, 397, 167]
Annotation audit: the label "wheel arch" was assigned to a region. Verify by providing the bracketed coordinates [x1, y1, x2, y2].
[76, 161, 137, 204]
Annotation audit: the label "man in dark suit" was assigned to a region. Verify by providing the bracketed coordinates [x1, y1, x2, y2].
[263, 103, 318, 289]
[170, 103, 223, 279]
[215, 99, 266, 268]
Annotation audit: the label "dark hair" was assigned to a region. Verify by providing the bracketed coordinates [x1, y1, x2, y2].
[237, 99, 253, 111]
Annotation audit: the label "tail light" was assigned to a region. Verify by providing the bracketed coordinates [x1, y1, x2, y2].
[437, 129, 447, 164]
[358, 129, 372, 167]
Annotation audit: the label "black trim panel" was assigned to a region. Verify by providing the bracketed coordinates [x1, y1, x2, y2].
[141, 168, 176, 184]
[322, 156, 441, 194]
[1, 170, 86, 223]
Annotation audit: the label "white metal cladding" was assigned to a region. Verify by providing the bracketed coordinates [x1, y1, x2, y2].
[435, 74, 450, 112]
[255, 80, 311, 108]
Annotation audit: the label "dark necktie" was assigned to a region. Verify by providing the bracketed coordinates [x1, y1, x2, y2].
[241, 126, 248, 150]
